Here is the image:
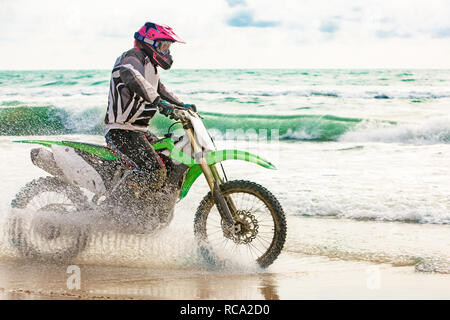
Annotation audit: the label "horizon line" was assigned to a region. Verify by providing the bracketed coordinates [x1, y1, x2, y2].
[1, 67, 450, 72]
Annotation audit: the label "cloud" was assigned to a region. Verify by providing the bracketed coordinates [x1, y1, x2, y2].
[226, 10, 279, 28]
[319, 20, 339, 33]
[432, 27, 450, 38]
[375, 30, 411, 39]
[225, 0, 246, 7]
[1, 0, 450, 69]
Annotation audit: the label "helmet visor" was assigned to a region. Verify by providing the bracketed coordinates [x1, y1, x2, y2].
[156, 41, 172, 55]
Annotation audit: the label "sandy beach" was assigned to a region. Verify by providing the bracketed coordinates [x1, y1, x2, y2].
[0, 257, 449, 300]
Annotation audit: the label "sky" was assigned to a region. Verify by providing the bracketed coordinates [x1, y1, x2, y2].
[1, 0, 450, 69]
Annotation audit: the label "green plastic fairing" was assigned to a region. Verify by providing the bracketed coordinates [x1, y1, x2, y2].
[13, 140, 276, 200]
[179, 149, 276, 199]
[205, 149, 276, 170]
[13, 140, 119, 161]
[152, 138, 196, 167]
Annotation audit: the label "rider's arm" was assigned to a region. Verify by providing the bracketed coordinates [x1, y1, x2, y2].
[119, 56, 160, 104]
[157, 81, 184, 107]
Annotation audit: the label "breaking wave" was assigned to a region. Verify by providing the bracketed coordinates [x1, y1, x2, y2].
[340, 117, 450, 144]
[0, 106, 362, 140]
[0, 105, 448, 144]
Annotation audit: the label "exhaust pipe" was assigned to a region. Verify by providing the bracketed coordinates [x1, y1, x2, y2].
[30, 148, 65, 178]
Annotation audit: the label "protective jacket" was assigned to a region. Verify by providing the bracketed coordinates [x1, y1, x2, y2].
[104, 48, 184, 133]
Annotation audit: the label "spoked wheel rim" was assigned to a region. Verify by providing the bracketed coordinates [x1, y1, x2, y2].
[12, 190, 86, 258]
[199, 189, 279, 267]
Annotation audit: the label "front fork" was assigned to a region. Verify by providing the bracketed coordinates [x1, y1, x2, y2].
[184, 124, 237, 228]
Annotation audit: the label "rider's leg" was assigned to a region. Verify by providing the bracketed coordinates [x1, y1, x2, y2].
[105, 129, 167, 189]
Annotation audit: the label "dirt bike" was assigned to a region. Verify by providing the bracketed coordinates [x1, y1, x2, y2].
[8, 108, 286, 268]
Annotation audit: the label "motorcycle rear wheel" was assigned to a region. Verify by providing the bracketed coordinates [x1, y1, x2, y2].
[9, 176, 89, 262]
[194, 180, 287, 269]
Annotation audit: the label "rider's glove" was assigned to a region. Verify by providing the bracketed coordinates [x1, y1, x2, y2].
[154, 97, 176, 118]
[183, 104, 197, 112]
[159, 104, 175, 118]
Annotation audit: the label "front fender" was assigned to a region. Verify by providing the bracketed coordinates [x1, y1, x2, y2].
[205, 149, 276, 170]
[179, 149, 276, 199]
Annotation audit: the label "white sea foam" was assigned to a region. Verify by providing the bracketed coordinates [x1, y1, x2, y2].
[340, 117, 450, 144]
[176, 88, 450, 99]
[280, 128, 316, 140]
[296, 201, 450, 225]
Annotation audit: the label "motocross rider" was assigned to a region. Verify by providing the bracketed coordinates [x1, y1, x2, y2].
[104, 22, 196, 189]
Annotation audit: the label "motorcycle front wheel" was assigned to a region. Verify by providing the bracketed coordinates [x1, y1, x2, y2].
[194, 180, 287, 269]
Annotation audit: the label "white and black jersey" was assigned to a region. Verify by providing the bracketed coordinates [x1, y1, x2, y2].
[104, 48, 184, 133]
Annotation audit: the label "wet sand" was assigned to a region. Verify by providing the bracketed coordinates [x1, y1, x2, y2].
[1, 256, 449, 300]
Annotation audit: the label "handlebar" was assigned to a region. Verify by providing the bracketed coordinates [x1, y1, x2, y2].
[158, 101, 202, 122]
[171, 106, 202, 121]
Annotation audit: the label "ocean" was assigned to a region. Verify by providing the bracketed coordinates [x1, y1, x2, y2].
[0, 68, 449, 276]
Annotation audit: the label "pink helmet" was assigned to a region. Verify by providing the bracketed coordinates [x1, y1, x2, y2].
[134, 22, 185, 70]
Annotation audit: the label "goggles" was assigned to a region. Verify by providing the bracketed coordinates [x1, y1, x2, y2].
[136, 33, 173, 56]
[155, 41, 172, 55]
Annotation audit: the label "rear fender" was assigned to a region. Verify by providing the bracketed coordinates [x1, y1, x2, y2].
[14, 140, 108, 194]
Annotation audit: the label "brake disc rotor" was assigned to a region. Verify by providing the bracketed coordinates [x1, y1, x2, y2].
[222, 210, 259, 244]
